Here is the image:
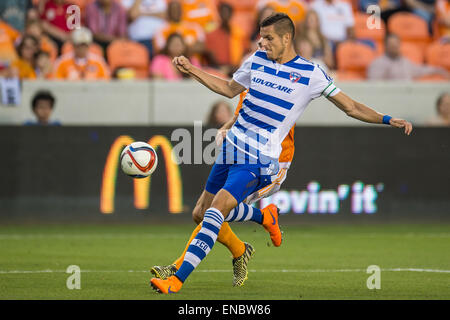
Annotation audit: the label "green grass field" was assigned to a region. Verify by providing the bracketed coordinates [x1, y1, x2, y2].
[0, 223, 449, 300]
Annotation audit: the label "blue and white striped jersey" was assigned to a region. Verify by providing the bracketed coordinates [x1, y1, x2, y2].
[227, 50, 340, 162]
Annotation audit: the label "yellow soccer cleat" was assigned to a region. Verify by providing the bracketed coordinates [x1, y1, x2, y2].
[150, 264, 178, 280]
[232, 242, 255, 287]
[261, 204, 283, 247]
[150, 275, 183, 294]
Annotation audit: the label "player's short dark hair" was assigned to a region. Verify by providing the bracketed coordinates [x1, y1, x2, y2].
[260, 13, 295, 40]
[31, 90, 55, 110]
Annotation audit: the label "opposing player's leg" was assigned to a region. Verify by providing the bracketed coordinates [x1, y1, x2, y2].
[151, 189, 254, 286]
[150, 167, 282, 293]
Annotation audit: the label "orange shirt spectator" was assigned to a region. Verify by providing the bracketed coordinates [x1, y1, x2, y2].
[154, 0, 204, 52]
[10, 34, 39, 79]
[10, 58, 37, 79]
[258, 0, 308, 24]
[205, 2, 246, 68]
[53, 52, 111, 80]
[154, 22, 205, 52]
[53, 27, 110, 80]
[181, 0, 219, 32]
[436, 0, 450, 39]
[0, 20, 20, 63]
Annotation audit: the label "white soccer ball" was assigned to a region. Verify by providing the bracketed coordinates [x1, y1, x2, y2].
[120, 142, 158, 178]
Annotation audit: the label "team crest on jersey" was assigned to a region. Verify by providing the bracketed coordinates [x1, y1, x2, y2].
[289, 72, 302, 83]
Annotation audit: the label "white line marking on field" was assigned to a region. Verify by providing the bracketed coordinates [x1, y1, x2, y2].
[0, 233, 449, 240]
[1, 268, 449, 274]
[0, 234, 188, 239]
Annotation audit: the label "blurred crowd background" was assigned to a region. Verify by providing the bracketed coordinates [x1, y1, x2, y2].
[0, 0, 449, 126]
[1, 0, 450, 81]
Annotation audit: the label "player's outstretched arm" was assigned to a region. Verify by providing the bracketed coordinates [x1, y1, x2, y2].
[172, 56, 245, 98]
[328, 91, 413, 135]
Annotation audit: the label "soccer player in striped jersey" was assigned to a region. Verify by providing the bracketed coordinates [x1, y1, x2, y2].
[150, 13, 412, 294]
[150, 90, 295, 287]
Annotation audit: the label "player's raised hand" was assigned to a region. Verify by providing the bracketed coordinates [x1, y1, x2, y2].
[389, 118, 413, 135]
[172, 56, 192, 74]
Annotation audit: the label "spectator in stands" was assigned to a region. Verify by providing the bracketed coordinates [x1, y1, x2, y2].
[427, 92, 450, 126]
[311, 0, 355, 50]
[368, 33, 450, 80]
[205, 2, 246, 76]
[53, 27, 111, 80]
[257, 0, 309, 26]
[40, 0, 73, 51]
[297, 9, 335, 69]
[154, 0, 205, 55]
[436, 0, 450, 40]
[25, 19, 58, 62]
[24, 90, 61, 126]
[151, 32, 200, 81]
[179, 0, 219, 32]
[0, 0, 36, 33]
[251, 6, 275, 41]
[0, 18, 20, 64]
[85, 0, 128, 52]
[206, 100, 233, 128]
[295, 37, 330, 73]
[121, 0, 167, 59]
[34, 50, 53, 79]
[10, 34, 38, 79]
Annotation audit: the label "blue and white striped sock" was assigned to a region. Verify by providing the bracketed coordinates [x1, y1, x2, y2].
[224, 202, 263, 224]
[175, 208, 224, 282]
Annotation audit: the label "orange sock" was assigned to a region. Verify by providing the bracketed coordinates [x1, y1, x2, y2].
[217, 222, 246, 259]
[172, 221, 246, 269]
[173, 223, 202, 270]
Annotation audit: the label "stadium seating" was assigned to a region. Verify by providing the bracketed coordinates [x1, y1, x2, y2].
[107, 40, 150, 79]
[425, 41, 450, 71]
[388, 12, 430, 54]
[336, 41, 376, 80]
[400, 42, 424, 64]
[414, 42, 449, 81]
[61, 41, 104, 57]
[354, 12, 386, 56]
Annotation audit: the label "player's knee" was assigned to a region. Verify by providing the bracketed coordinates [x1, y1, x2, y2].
[191, 205, 204, 224]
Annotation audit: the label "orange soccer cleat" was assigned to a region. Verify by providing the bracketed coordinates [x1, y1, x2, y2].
[261, 204, 283, 247]
[150, 275, 183, 294]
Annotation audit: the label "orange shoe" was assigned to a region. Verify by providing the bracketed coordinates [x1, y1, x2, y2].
[150, 275, 183, 294]
[261, 204, 282, 247]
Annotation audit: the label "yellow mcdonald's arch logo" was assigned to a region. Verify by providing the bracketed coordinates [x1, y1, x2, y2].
[100, 135, 183, 214]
